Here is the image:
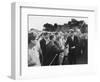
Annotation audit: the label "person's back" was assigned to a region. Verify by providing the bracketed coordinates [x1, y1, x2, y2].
[55, 40, 62, 49]
[46, 36, 64, 65]
[45, 40, 55, 65]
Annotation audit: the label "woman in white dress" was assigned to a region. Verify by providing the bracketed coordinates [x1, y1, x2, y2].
[28, 32, 41, 66]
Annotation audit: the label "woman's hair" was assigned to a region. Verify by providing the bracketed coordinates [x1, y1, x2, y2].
[28, 32, 36, 44]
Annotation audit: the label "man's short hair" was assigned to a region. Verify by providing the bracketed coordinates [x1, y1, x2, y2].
[49, 35, 54, 40]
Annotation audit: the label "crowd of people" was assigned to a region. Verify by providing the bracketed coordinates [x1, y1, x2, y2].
[28, 28, 88, 66]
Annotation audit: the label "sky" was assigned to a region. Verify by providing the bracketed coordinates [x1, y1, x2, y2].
[29, 15, 88, 31]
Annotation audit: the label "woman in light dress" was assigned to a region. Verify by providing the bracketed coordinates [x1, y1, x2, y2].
[58, 36, 65, 65]
[28, 32, 41, 66]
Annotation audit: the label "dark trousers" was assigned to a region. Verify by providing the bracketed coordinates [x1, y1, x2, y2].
[68, 52, 77, 64]
[62, 56, 69, 65]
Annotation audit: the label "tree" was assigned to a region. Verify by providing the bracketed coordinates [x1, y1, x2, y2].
[53, 23, 58, 31]
[43, 23, 54, 31]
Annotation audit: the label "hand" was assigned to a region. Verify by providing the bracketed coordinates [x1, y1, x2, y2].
[71, 46, 75, 49]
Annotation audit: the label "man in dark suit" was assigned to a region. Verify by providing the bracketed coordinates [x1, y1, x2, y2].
[46, 35, 64, 65]
[65, 29, 79, 64]
[40, 32, 49, 66]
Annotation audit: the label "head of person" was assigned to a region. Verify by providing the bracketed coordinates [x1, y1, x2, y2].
[43, 32, 49, 40]
[28, 32, 37, 47]
[69, 29, 74, 36]
[55, 32, 58, 35]
[76, 29, 81, 36]
[49, 35, 56, 41]
[54, 32, 59, 38]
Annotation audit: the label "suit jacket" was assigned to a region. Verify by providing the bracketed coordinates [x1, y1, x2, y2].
[40, 39, 46, 53]
[65, 35, 79, 54]
[45, 40, 64, 65]
[40, 38, 47, 65]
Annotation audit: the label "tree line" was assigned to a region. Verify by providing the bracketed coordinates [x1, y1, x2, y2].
[43, 19, 88, 33]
